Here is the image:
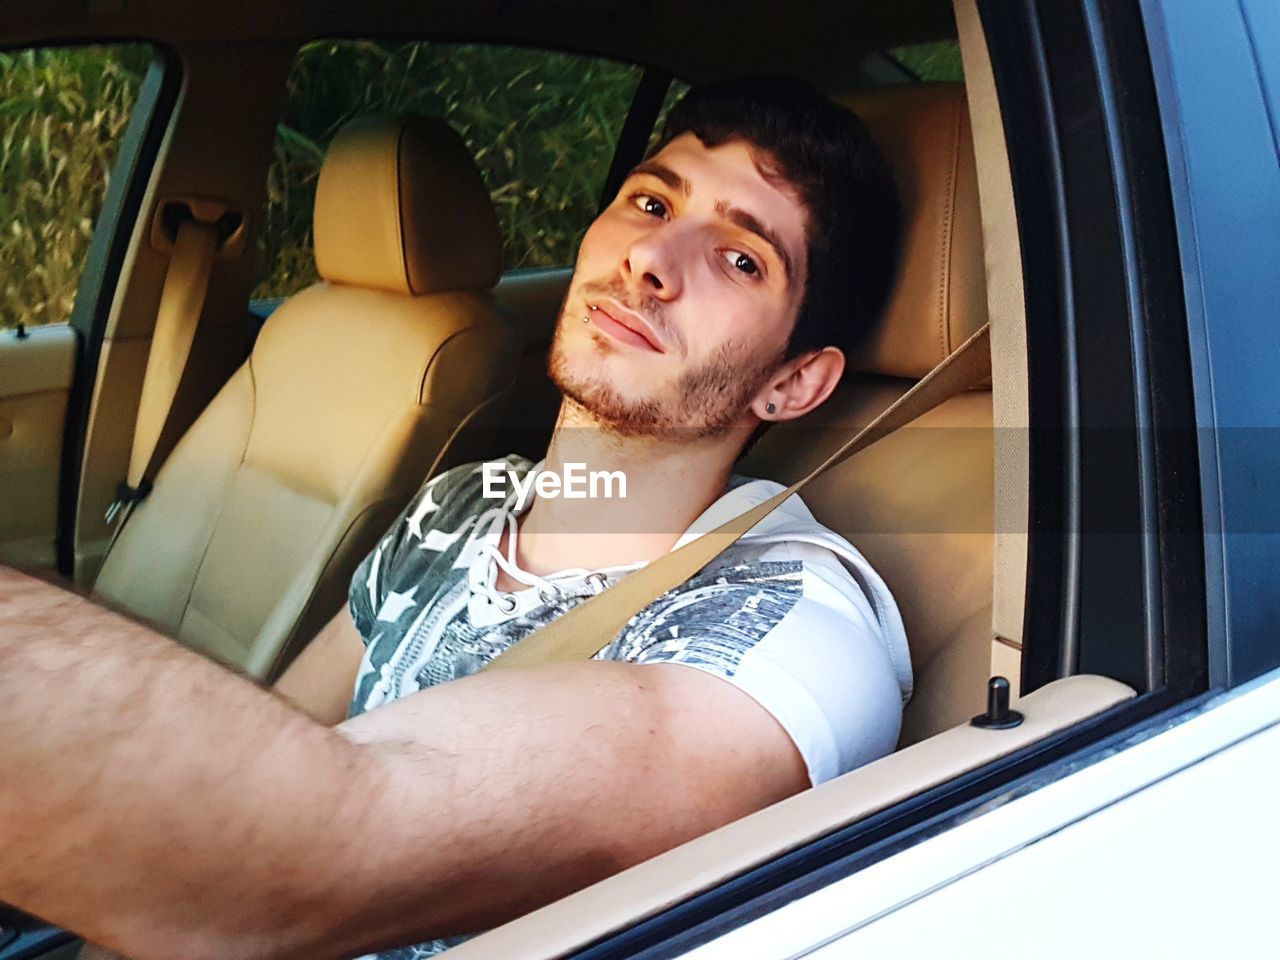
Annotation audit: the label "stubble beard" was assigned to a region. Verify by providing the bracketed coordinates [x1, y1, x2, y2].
[547, 319, 785, 442]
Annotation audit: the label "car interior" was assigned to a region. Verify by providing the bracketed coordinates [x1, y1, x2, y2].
[0, 0, 1154, 956]
[95, 114, 524, 678]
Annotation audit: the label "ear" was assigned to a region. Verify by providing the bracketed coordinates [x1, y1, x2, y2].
[751, 347, 845, 422]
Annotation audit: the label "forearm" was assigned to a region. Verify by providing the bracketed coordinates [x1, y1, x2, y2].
[329, 660, 808, 940]
[0, 568, 803, 959]
[0, 567, 395, 959]
[0, 569, 634, 959]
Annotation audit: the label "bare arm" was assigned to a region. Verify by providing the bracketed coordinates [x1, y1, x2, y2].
[70, 608, 364, 960]
[272, 608, 364, 724]
[0, 566, 807, 960]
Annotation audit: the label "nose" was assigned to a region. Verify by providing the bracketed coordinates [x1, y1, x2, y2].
[622, 223, 684, 300]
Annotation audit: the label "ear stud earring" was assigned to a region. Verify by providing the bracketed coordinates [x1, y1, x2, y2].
[766, 402, 777, 415]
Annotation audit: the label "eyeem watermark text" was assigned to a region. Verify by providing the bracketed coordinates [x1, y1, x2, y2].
[482, 462, 627, 505]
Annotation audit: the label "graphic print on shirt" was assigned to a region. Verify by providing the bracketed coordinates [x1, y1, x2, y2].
[599, 562, 805, 673]
[345, 455, 908, 960]
[350, 457, 813, 717]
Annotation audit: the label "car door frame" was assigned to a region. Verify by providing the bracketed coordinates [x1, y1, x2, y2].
[53, 46, 182, 577]
[1140, 0, 1280, 688]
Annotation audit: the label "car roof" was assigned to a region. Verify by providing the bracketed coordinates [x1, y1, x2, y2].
[6, 0, 957, 88]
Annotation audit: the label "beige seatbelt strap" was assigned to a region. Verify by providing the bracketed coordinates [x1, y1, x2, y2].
[483, 322, 991, 673]
[955, 0, 1032, 691]
[104, 218, 220, 539]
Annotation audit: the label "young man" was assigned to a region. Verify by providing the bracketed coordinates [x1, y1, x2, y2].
[0, 77, 903, 960]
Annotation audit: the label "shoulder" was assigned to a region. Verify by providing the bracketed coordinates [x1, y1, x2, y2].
[713, 474, 914, 703]
[607, 560, 902, 784]
[731, 595, 902, 783]
[604, 556, 810, 668]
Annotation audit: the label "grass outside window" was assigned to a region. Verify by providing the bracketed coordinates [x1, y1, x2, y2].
[256, 41, 644, 299]
[0, 44, 150, 330]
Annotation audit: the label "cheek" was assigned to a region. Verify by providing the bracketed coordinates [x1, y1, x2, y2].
[680, 290, 791, 366]
[576, 213, 633, 271]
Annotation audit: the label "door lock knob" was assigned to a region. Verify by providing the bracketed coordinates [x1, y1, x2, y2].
[970, 675, 1024, 729]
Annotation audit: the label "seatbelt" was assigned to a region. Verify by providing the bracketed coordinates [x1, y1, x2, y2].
[482, 322, 991, 672]
[104, 218, 220, 542]
[955, 0, 1031, 690]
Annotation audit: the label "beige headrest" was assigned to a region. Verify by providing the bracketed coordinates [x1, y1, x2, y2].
[314, 116, 502, 295]
[837, 84, 987, 380]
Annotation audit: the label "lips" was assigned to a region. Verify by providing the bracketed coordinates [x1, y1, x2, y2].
[589, 299, 666, 353]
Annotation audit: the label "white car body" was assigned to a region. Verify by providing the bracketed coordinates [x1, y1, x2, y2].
[682, 668, 1280, 958]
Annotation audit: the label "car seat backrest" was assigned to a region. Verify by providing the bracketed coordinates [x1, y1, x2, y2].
[740, 83, 994, 745]
[839, 85, 989, 379]
[96, 116, 523, 680]
[313, 116, 503, 296]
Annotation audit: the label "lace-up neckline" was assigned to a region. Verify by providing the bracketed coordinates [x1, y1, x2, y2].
[472, 503, 642, 617]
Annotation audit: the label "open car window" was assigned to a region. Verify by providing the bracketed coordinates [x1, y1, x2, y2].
[886, 40, 965, 82]
[0, 44, 153, 331]
[254, 39, 644, 307]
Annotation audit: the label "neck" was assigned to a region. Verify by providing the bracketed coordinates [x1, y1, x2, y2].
[506, 399, 751, 578]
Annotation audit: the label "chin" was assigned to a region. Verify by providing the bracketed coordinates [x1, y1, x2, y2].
[547, 334, 654, 428]
[547, 315, 761, 440]
[551, 342, 649, 407]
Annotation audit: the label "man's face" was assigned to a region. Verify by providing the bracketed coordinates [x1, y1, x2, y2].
[549, 133, 810, 439]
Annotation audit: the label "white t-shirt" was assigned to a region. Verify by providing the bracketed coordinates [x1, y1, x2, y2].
[348, 455, 910, 785]
[346, 456, 911, 959]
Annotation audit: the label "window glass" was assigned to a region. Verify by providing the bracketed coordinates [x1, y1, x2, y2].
[256, 41, 642, 300]
[888, 41, 965, 82]
[646, 77, 692, 153]
[0, 44, 152, 329]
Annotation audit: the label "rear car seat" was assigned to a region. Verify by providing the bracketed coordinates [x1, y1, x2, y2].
[741, 84, 993, 746]
[95, 115, 523, 680]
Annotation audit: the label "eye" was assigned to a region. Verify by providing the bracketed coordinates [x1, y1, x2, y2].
[722, 249, 761, 278]
[630, 192, 669, 219]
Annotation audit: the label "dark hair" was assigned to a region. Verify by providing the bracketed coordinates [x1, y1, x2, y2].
[649, 76, 902, 360]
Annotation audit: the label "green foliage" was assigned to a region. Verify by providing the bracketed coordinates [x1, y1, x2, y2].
[890, 41, 965, 83]
[11, 41, 966, 324]
[0, 40, 640, 327]
[258, 41, 641, 298]
[0, 45, 148, 329]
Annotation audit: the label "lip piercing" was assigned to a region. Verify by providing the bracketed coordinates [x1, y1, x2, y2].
[583, 303, 599, 324]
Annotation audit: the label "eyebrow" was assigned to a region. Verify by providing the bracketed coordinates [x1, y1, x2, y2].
[627, 160, 797, 287]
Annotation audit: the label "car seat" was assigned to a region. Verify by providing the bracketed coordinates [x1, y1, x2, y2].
[95, 115, 523, 680]
[740, 83, 994, 746]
